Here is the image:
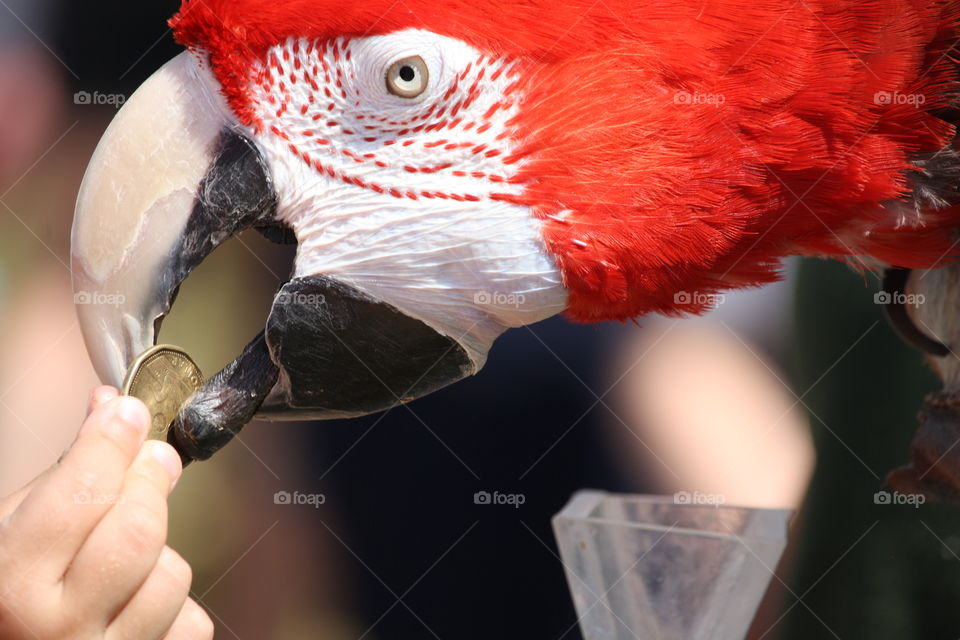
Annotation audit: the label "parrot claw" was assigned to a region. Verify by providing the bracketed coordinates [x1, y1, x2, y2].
[886, 391, 960, 504]
[881, 268, 950, 357]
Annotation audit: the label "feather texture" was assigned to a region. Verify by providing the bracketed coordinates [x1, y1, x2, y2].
[171, 0, 960, 321]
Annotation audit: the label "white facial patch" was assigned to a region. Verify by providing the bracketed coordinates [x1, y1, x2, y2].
[241, 29, 568, 368]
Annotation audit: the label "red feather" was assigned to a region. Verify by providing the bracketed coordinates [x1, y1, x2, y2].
[171, 0, 960, 321]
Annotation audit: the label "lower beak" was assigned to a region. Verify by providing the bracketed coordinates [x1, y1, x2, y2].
[72, 53, 474, 460]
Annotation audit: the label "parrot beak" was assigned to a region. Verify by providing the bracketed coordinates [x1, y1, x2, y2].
[72, 52, 474, 460]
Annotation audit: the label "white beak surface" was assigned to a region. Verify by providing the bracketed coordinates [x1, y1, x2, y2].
[72, 52, 231, 386]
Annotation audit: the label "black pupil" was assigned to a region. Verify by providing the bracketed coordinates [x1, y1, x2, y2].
[399, 66, 416, 82]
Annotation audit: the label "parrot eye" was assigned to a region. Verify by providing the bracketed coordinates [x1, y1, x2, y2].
[386, 56, 429, 98]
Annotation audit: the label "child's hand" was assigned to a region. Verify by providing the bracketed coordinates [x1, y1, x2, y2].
[0, 387, 213, 639]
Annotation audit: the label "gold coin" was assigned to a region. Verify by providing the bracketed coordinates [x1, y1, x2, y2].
[121, 345, 204, 441]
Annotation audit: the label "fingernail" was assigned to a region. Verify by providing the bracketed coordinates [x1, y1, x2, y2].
[87, 386, 119, 416]
[115, 397, 150, 434]
[92, 386, 119, 406]
[149, 442, 183, 486]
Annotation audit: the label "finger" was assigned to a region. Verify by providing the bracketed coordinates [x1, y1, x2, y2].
[0, 396, 150, 581]
[162, 599, 215, 640]
[104, 546, 194, 640]
[65, 440, 182, 617]
[0, 482, 33, 523]
[0, 386, 122, 521]
[0, 481, 35, 524]
[87, 386, 120, 417]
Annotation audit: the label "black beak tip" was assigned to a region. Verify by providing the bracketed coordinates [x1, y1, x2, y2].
[171, 401, 242, 462]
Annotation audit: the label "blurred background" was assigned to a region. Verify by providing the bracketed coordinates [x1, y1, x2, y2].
[0, 2, 958, 638]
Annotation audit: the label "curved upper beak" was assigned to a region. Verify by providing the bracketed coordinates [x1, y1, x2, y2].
[72, 52, 474, 460]
[72, 52, 251, 386]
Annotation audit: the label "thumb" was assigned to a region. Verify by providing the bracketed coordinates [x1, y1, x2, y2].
[87, 386, 121, 418]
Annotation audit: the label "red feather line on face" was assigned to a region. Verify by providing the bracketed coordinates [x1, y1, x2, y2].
[171, 0, 960, 322]
[256, 37, 520, 202]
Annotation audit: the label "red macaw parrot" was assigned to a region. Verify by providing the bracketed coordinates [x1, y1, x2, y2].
[71, 0, 960, 473]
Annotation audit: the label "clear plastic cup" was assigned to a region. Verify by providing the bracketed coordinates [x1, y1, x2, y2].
[552, 491, 792, 640]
